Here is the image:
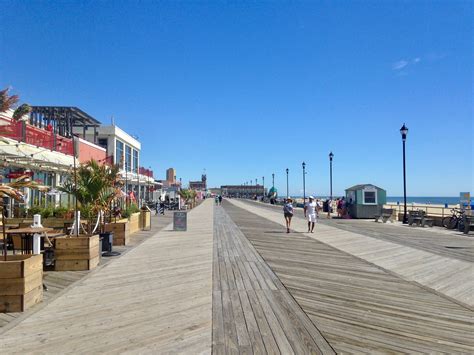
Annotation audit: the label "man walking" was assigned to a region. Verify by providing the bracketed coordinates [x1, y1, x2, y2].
[304, 196, 318, 233]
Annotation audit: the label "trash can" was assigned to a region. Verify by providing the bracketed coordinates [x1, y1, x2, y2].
[323, 200, 329, 213]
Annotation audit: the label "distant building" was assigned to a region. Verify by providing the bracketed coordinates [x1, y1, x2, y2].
[166, 168, 176, 183]
[221, 185, 266, 198]
[189, 174, 207, 191]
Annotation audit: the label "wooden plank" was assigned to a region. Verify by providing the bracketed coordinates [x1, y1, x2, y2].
[0, 200, 214, 353]
[55, 245, 100, 260]
[224, 199, 474, 353]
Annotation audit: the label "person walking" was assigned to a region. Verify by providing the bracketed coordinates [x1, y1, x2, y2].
[283, 198, 294, 233]
[218, 195, 222, 205]
[304, 196, 318, 233]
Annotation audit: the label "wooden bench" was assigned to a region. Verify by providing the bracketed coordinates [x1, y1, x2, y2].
[408, 210, 434, 227]
[463, 215, 474, 234]
[374, 208, 395, 223]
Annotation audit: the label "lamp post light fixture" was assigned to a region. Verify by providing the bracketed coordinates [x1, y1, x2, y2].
[286, 168, 289, 199]
[400, 124, 409, 224]
[329, 152, 334, 202]
[302, 162, 306, 206]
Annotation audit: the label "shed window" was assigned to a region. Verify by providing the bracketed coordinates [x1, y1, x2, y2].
[363, 191, 377, 204]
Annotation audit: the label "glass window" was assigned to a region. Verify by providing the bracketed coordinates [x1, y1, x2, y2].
[116, 140, 124, 167]
[125, 145, 132, 172]
[363, 191, 376, 204]
[98, 138, 108, 150]
[133, 149, 139, 173]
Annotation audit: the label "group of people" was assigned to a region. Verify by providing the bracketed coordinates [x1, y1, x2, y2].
[283, 196, 322, 234]
[335, 197, 350, 218]
[215, 195, 223, 205]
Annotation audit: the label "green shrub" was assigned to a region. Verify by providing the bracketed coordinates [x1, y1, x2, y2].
[122, 204, 140, 219]
[28, 206, 42, 217]
[41, 207, 54, 219]
[53, 206, 70, 218]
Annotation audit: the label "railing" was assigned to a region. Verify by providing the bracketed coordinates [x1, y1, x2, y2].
[0, 117, 74, 155]
[384, 203, 461, 217]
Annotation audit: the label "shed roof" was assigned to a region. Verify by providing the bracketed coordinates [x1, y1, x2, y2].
[345, 184, 384, 191]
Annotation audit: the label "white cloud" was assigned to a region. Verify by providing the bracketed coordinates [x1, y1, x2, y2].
[392, 60, 408, 70]
[413, 57, 421, 63]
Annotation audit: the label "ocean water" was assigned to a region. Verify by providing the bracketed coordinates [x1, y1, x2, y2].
[386, 196, 460, 205]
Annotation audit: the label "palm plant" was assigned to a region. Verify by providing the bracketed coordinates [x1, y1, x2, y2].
[59, 160, 122, 235]
[0, 88, 19, 113]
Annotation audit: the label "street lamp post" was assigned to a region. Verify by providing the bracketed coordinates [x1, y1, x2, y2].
[329, 152, 334, 201]
[262, 176, 264, 200]
[286, 168, 289, 199]
[272, 173, 275, 189]
[400, 124, 409, 224]
[302, 162, 306, 206]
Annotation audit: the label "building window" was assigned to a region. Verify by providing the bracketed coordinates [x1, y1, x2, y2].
[125, 145, 132, 172]
[98, 138, 108, 150]
[363, 190, 377, 204]
[133, 149, 139, 173]
[116, 140, 124, 167]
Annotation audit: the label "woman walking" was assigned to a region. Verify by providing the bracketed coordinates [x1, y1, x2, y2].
[283, 198, 294, 233]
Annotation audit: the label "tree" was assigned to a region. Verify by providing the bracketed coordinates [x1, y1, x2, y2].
[58, 160, 122, 235]
[12, 103, 31, 121]
[0, 88, 19, 113]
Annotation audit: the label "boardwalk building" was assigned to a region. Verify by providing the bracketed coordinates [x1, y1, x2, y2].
[221, 185, 266, 198]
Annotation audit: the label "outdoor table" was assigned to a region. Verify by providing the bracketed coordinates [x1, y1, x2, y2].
[5, 227, 54, 254]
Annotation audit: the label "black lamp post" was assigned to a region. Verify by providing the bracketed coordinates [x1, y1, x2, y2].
[272, 173, 275, 189]
[262, 176, 264, 199]
[329, 152, 334, 201]
[286, 168, 289, 199]
[400, 124, 409, 224]
[302, 162, 306, 206]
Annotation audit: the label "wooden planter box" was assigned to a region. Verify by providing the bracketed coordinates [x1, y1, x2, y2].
[55, 235, 100, 271]
[0, 254, 43, 312]
[105, 219, 130, 246]
[129, 212, 140, 235]
[42, 218, 74, 229]
[140, 210, 151, 229]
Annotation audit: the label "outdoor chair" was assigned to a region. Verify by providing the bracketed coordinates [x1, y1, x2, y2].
[374, 208, 395, 223]
[408, 210, 434, 227]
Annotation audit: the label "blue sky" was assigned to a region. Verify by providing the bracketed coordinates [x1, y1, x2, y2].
[1, 1, 472, 196]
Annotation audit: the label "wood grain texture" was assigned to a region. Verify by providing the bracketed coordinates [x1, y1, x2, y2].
[228, 199, 474, 309]
[0, 201, 213, 354]
[224, 200, 474, 353]
[212, 206, 334, 355]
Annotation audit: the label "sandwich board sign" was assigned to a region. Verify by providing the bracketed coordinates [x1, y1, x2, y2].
[173, 211, 187, 231]
[460, 192, 470, 211]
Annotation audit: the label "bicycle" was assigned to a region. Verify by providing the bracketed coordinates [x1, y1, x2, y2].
[442, 208, 465, 230]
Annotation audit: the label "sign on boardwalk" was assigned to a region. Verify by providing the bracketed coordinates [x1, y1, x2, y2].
[173, 211, 187, 231]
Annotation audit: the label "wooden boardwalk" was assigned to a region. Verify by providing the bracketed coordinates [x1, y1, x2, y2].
[0, 212, 173, 330]
[223, 200, 474, 353]
[229, 199, 474, 309]
[213, 206, 334, 354]
[0, 201, 213, 354]
[246, 200, 474, 262]
[1, 198, 472, 354]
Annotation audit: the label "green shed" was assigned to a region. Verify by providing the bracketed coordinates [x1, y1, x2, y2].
[345, 184, 387, 218]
